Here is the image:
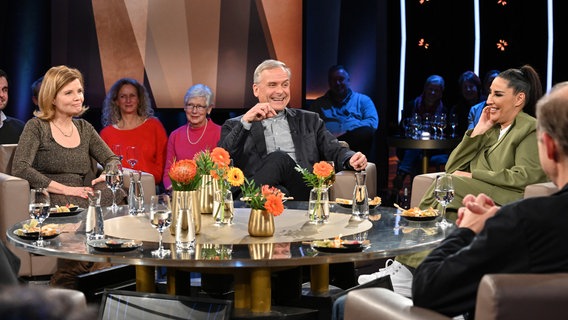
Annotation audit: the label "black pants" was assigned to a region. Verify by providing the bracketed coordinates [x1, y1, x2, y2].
[338, 126, 375, 156]
[250, 151, 312, 201]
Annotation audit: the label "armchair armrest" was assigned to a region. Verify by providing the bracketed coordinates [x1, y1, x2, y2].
[344, 288, 449, 320]
[331, 162, 377, 200]
[523, 182, 558, 199]
[410, 172, 440, 208]
[476, 273, 568, 320]
[122, 169, 156, 204]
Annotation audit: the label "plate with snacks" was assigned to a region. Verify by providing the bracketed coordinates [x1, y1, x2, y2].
[87, 239, 143, 252]
[311, 236, 370, 253]
[14, 221, 61, 240]
[395, 204, 439, 221]
[50, 204, 82, 216]
[335, 196, 381, 209]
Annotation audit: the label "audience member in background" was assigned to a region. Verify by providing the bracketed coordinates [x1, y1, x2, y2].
[360, 65, 548, 299]
[393, 75, 446, 190]
[468, 69, 500, 129]
[100, 78, 167, 187]
[449, 71, 482, 138]
[307, 65, 378, 155]
[0, 69, 25, 144]
[30, 76, 43, 113]
[163, 84, 221, 190]
[219, 59, 367, 201]
[413, 81, 568, 318]
[11, 66, 120, 287]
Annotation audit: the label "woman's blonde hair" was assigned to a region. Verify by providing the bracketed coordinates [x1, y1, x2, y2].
[34, 66, 88, 120]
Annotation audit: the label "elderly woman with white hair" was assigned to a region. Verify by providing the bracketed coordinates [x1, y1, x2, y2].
[162, 84, 221, 190]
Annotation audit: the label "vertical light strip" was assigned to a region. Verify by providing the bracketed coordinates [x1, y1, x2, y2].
[473, 0, 480, 75]
[398, 0, 407, 122]
[546, 0, 553, 92]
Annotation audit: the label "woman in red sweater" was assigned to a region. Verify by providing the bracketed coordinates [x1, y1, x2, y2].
[100, 78, 167, 185]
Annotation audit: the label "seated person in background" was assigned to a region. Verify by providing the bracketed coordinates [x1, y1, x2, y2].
[393, 75, 446, 190]
[100, 78, 168, 187]
[413, 81, 568, 318]
[31, 75, 43, 113]
[361, 65, 549, 299]
[12, 65, 121, 288]
[219, 59, 367, 201]
[0, 69, 25, 144]
[468, 69, 500, 129]
[449, 71, 482, 138]
[307, 65, 378, 155]
[163, 84, 221, 190]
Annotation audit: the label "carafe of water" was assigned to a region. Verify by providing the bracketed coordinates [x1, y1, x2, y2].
[175, 193, 195, 252]
[86, 190, 104, 240]
[128, 171, 144, 215]
[351, 171, 369, 220]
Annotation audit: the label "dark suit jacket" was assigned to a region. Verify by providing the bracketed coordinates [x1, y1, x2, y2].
[218, 107, 355, 178]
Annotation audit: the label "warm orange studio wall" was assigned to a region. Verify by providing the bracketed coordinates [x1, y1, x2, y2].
[92, 0, 302, 109]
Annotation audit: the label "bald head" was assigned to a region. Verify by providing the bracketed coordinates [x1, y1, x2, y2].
[536, 82, 568, 157]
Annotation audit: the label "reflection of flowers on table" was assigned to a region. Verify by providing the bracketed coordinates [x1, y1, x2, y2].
[199, 244, 233, 260]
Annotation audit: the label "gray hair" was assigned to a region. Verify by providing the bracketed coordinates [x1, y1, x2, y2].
[253, 59, 291, 84]
[536, 81, 568, 156]
[184, 84, 214, 106]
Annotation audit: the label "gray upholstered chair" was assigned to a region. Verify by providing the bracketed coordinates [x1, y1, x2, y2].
[344, 273, 568, 320]
[0, 143, 155, 277]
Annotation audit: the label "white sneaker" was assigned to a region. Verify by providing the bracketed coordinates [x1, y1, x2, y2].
[357, 259, 413, 298]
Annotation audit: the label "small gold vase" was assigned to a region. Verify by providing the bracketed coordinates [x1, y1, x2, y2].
[248, 209, 275, 237]
[198, 174, 214, 214]
[170, 190, 201, 235]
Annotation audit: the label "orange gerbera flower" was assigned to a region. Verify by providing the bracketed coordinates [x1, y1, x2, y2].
[210, 147, 231, 167]
[264, 194, 284, 216]
[227, 167, 245, 187]
[313, 161, 334, 179]
[169, 159, 197, 184]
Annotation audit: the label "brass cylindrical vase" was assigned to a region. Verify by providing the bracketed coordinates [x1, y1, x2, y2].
[198, 174, 214, 214]
[248, 209, 275, 237]
[170, 190, 201, 235]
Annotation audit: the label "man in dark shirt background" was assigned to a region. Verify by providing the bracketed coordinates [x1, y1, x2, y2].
[0, 69, 25, 144]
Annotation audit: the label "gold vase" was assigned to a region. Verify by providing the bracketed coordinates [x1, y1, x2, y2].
[248, 209, 275, 237]
[170, 190, 201, 235]
[198, 174, 214, 214]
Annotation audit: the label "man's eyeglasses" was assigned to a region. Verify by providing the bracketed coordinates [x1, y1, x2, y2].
[184, 104, 208, 111]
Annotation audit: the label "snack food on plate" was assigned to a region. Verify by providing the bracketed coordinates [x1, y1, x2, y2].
[400, 206, 438, 218]
[335, 196, 381, 206]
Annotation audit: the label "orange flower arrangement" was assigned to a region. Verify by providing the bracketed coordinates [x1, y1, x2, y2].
[168, 159, 200, 191]
[295, 161, 335, 189]
[241, 180, 285, 216]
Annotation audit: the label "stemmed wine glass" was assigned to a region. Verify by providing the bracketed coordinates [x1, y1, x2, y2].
[105, 161, 124, 212]
[125, 146, 139, 170]
[112, 144, 123, 162]
[29, 188, 51, 246]
[448, 113, 458, 138]
[149, 194, 172, 258]
[434, 174, 454, 229]
[436, 113, 447, 139]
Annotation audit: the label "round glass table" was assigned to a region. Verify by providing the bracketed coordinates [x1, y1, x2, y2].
[6, 201, 453, 314]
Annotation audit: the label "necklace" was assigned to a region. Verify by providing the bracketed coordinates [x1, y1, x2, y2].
[52, 121, 74, 137]
[186, 120, 208, 145]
